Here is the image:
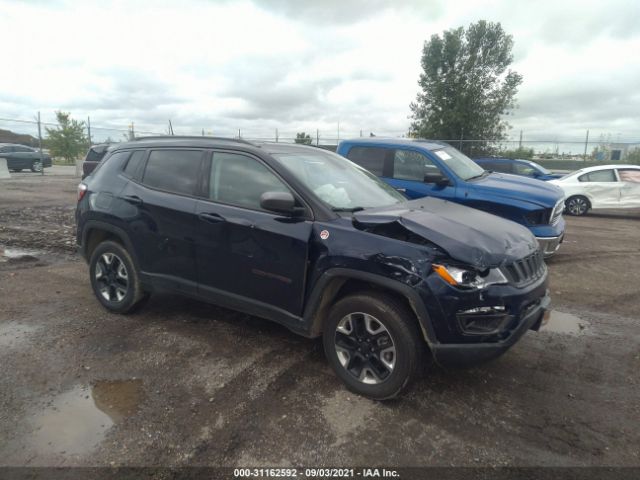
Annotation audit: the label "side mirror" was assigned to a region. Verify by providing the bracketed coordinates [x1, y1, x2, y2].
[260, 191, 296, 214]
[423, 172, 450, 187]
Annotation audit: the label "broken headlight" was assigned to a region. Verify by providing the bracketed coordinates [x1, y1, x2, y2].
[432, 264, 508, 290]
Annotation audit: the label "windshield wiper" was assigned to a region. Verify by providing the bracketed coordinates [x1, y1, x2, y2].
[466, 170, 490, 181]
[332, 206, 365, 213]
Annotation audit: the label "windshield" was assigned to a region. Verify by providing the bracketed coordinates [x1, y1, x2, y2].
[432, 147, 485, 181]
[528, 161, 551, 174]
[272, 150, 406, 210]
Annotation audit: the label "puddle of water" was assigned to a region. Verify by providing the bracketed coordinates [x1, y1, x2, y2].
[28, 380, 143, 456]
[0, 322, 38, 347]
[541, 310, 592, 335]
[0, 246, 41, 262]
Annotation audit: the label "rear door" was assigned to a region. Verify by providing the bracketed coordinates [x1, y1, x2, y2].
[119, 148, 204, 293]
[578, 169, 620, 208]
[195, 150, 312, 316]
[617, 168, 640, 208]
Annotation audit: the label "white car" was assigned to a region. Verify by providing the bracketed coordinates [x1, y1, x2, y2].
[549, 164, 640, 216]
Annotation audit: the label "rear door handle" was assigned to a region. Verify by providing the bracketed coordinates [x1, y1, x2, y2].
[121, 195, 143, 206]
[198, 212, 226, 224]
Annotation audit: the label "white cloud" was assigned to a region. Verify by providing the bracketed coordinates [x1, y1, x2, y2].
[1, 0, 639, 148]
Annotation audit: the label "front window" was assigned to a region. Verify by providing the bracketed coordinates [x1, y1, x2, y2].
[528, 161, 551, 175]
[272, 150, 405, 210]
[432, 147, 485, 181]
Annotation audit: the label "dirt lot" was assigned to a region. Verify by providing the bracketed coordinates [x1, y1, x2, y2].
[0, 173, 639, 468]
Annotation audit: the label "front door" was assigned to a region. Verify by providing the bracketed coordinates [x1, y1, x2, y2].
[195, 151, 312, 316]
[578, 169, 621, 208]
[384, 148, 457, 200]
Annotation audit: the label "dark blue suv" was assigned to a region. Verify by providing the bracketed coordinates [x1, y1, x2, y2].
[337, 139, 566, 257]
[76, 137, 550, 399]
[473, 157, 563, 181]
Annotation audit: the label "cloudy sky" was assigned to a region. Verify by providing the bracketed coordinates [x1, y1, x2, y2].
[1, 0, 639, 146]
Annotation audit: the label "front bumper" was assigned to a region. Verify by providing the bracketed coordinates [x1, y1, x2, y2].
[430, 293, 550, 367]
[537, 234, 564, 257]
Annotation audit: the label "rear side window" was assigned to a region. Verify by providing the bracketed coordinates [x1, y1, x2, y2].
[513, 162, 536, 176]
[579, 169, 616, 182]
[142, 149, 203, 196]
[345, 147, 387, 176]
[209, 152, 289, 210]
[392, 149, 438, 181]
[122, 150, 146, 179]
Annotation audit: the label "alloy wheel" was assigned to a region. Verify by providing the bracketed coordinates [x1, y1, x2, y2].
[567, 197, 588, 215]
[95, 253, 129, 302]
[334, 312, 396, 385]
[32, 162, 43, 172]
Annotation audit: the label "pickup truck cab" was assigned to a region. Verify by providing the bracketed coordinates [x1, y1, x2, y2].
[337, 138, 566, 257]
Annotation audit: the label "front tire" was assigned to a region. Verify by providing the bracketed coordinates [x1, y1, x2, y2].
[323, 293, 423, 400]
[565, 195, 590, 216]
[31, 161, 43, 172]
[89, 241, 146, 313]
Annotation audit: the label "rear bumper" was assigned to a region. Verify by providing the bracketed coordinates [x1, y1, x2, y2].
[430, 293, 550, 367]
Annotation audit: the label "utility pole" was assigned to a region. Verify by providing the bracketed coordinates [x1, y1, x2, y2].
[202, 128, 205, 136]
[37, 111, 44, 176]
[238, 128, 241, 139]
[275, 128, 279, 142]
[87, 116, 92, 145]
[518, 130, 523, 149]
[168, 119, 174, 135]
[459, 127, 464, 151]
[584, 129, 589, 162]
[316, 129, 319, 146]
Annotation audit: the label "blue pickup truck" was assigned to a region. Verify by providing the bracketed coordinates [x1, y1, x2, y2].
[337, 138, 565, 256]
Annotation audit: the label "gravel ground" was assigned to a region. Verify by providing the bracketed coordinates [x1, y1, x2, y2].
[0, 174, 639, 468]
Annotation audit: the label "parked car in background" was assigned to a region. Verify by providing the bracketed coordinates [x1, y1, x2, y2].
[0, 143, 52, 172]
[549, 165, 640, 216]
[337, 138, 566, 257]
[76, 137, 550, 399]
[82, 143, 112, 179]
[473, 157, 563, 181]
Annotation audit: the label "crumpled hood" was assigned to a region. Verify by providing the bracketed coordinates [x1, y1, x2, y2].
[353, 197, 538, 269]
[469, 173, 564, 207]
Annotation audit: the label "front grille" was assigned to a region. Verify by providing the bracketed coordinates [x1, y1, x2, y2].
[502, 250, 546, 286]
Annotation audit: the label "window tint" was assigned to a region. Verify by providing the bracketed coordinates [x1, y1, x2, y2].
[210, 152, 289, 210]
[513, 162, 537, 176]
[0, 146, 10, 153]
[392, 149, 438, 181]
[578, 169, 616, 182]
[345, 147, 387, 176]
[484, 161, 511, 173]
[618, 169, 640, 183]
[122, 150, 145, 179]
[142, 149, 203, 195]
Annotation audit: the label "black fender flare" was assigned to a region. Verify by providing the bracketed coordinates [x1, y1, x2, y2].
[301, 268, 437, 345]
[80, 220, 141, 271]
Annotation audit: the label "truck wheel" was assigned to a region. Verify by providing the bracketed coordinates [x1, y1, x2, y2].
[89, 241, 147, 314]
[323, 292, 422, 400]
[565, 195, 590, 216]
[31, 161, 43, 172]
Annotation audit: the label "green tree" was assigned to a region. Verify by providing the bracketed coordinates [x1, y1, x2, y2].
[409, 20, 523, 156]
[294, 132, 312, 145]
[500, 146, 534, 159]
[45, 111, 88, 162]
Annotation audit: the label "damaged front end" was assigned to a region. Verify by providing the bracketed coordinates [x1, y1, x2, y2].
[349, 196, 550, 366]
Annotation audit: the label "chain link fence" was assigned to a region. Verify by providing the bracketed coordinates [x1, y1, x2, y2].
[2, 114, 639, 168]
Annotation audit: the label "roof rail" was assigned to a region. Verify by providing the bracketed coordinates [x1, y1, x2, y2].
[133, 135, 256, 145]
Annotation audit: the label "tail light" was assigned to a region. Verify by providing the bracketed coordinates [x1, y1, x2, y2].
[78, 183, 88, 201]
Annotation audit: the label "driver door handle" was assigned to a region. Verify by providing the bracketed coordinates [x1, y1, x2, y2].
[198, 212, 226, 224]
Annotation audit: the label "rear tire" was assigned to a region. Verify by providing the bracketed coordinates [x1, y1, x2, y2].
[31, 161, 43, 172]
[323, 292, 423, 400]
[89, 240, 147, 313]
[565, 195, 590, 216]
